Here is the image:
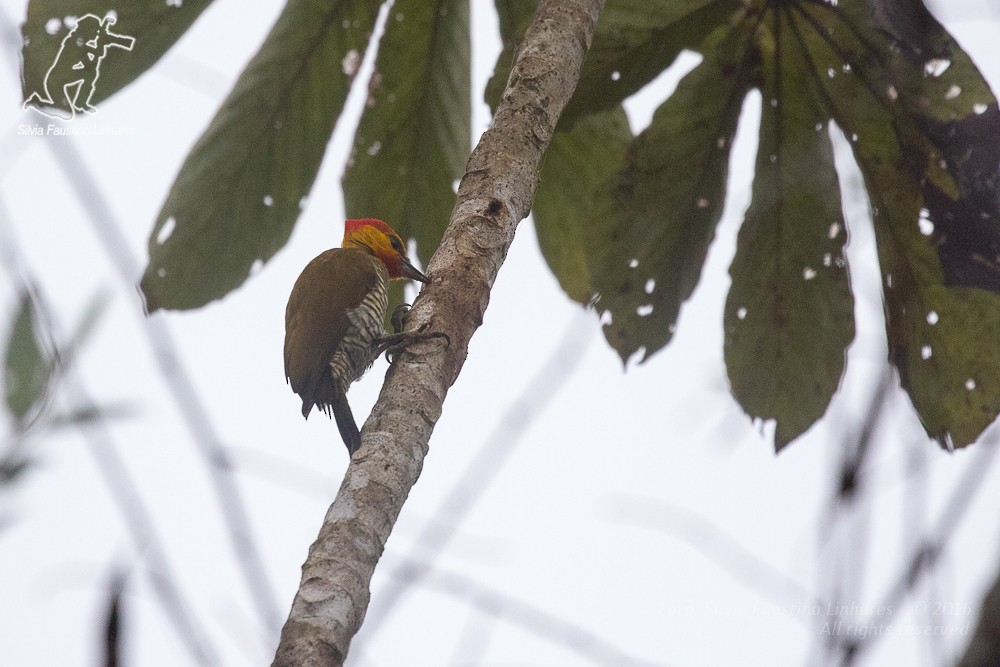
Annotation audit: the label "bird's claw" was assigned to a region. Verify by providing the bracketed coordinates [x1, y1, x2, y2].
[382, 329, 450, 363]
[422, 329, 450, 348]
[391, 303, 412, 334]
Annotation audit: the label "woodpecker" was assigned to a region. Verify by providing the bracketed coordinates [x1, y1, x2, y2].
[284, 218, 438, 455]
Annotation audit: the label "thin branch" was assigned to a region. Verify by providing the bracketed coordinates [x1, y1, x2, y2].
[355, 312, 593, 644]
[958, 555, 1000, 667]
[834, 368, 895, 506]
[403, 559, 662, 667]
[607, 495, 827, 617]
[64, 373, 221, 667]
[841, 431, 1000, 665]
[816, 368, 893, 664]
[446, 603, 500, 667]
[43, 139, 283, 633]
[271, 1, 606, 663]
[0, 204, 219, 666]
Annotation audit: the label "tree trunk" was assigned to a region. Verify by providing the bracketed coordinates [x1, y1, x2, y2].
[270, 0, 606, 664]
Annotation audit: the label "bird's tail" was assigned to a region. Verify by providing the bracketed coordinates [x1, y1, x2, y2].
[331, 394, 361, 455]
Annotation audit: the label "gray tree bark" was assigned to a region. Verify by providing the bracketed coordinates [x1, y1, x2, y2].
[270, 0, 606, 664]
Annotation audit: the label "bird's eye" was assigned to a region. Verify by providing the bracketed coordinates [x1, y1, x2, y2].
[389, 236, 405, 253]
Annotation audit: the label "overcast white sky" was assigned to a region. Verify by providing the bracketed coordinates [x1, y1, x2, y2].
[2, 1, 1000, 666]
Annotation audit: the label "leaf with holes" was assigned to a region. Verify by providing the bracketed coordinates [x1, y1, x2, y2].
[533, 108, 632, 303]
[487, 0, 741, 123]
[592, 19, 754, 362]
[343, 0, 470, 269]
[561, 0, 742, 125]
[140, 0, 380, 311]
[724, 23, 854, 450]
[586, 0, 1000, 449]
[773, 0, 1000, 446]
[21, 0, 213, 114]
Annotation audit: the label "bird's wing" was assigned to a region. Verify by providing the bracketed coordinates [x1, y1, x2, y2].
[283, 248, 380, 408]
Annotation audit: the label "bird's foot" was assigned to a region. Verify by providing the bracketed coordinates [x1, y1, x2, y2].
[390, 303, 411, 334]
[379, 326, 450, 363]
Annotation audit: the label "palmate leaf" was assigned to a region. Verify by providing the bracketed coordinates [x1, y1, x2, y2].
[724, 11, 854, 451]
[140, 0, 380, 311]
[591, 18, 755, 361]
[582, 0, 1000, 448]
[21, 0, 213, 113]
[343, 0, 470, 269]
[487, 0, 741, 123]
[776, 0, 1000, 447]
[560, 0, 742, 124]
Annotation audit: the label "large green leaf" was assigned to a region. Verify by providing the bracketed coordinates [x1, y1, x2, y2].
[533, 108, 632, 303]
[343, 0, 470, 268]
[487, 0, 740, 122]
[724, 11, 854, 451]
[776, 0, 1000, 447]
[561, 0, 742, 124]
[487, 2, 632, 303]
[21, 1, 213, 113]
[583, 0, 1000, 448]
[140, 0, 380, 311]
[592, 18, 755, 362]
[3, 293, 52, 425]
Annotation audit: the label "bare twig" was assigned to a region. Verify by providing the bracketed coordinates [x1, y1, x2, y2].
[818, 368, 893, 663]
[44, 140, 283, 633]
[64, 374, 221, 667]
[271, 1, 606, 663]
[404, 559, 662, 667]
[958, 558, 1000, 667]
[0, 204, 219, 665]
[608, 495, 826, 615]
[841, 433, 1000, 666]
[355, 313, 593, 644]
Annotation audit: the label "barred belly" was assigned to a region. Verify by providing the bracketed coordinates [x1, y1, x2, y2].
[328, 260, 388, 393]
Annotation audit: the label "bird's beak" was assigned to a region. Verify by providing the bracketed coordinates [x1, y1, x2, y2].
[398, 256, 431, 284]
